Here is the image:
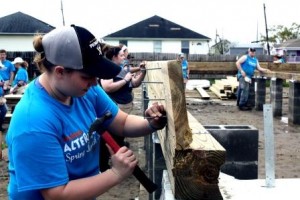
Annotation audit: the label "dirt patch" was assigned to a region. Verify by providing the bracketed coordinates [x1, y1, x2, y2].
[186, 88, 300, 179]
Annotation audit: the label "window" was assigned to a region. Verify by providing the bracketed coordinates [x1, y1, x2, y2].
[170, 27, 181, 31]
[149, 24, 159, 27]
[181, 41, 189, 54]
[153, 41, 162, 53]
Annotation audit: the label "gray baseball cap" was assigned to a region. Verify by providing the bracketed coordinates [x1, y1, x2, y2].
[42, 25, 121, 79]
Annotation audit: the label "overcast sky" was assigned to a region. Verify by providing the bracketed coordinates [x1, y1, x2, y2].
[1, 0, 299, 45]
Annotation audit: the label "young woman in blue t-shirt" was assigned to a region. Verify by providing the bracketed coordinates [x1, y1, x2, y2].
[6, 25, 166, 200]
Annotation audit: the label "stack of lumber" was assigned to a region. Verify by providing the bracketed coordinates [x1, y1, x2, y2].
[209, 76, 239, 100]
[195, 86, 210, 100]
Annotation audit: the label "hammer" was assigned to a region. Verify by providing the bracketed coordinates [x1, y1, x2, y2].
[88, 111, 158, 193]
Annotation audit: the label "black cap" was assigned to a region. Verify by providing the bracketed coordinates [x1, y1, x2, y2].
[42, 25, 121, 79]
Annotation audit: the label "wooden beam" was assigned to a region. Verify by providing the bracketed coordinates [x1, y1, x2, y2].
[188, 61, 300, 81]
[145, 61, 226, 200]
[196, 87, 210, 100]
[189, 62, 237, 74]
[255, 71, 300, 81]
[189, 62, 300, 73]
[145, 61, 193, 149]
[265, 63, 300, 72]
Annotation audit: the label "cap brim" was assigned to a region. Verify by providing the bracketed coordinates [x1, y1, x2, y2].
[71, 25, 121, 79]
[82, 55, 121, 79]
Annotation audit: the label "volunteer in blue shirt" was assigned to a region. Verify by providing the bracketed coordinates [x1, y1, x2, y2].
[6, 25, 167, 200]
[177, 53, 189, 90]
[0, 73, 7, 160]
[10, 57, 29, 94]
[236, 48, 271, 111]
[0, 49, 15, 94]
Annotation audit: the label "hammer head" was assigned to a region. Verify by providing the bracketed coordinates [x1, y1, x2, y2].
[88, 111, 112, 135]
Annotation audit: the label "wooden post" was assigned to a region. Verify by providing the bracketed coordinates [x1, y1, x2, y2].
[145, 61, 226, 200]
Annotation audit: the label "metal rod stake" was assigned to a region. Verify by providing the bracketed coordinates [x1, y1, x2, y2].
[263, 104, 275, 188]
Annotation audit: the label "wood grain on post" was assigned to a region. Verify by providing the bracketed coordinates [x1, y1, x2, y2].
[145, 61, 226, 200]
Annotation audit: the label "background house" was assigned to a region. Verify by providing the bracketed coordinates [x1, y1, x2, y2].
[103, 15, 211, 54]
[228, 44, 264, 56]
[0, 11, 55, 51]
[273, 39, 300, 63]
[210, 39, 231, 55]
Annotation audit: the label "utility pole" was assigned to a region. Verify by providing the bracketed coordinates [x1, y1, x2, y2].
[263, 3, 270, 55]
[61, 0, 65, 26]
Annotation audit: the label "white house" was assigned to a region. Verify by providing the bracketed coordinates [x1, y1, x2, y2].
[0, 12, 55, 51]
[103, 15, 211, 54]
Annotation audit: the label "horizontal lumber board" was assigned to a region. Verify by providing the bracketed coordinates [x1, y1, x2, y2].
[254, 71, 300, 81]
[195, 87, 210, 100]
[189, 62, 300, 72]
[265, 63, 300, 72]
[145, 61, 226, 199]
[188, 61, 300, 81]
[189, 62, 237, 74]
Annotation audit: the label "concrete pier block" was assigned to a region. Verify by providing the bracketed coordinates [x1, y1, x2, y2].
[247, 78, 256, 107]
[270, 78, 283, 117]
[255, 77, 266, 111]
[204, 125, 258, 179]
[288, 81, 300, 125]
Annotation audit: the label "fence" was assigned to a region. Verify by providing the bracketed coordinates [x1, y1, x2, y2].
[6, 51, 276, 80]
[286, 56, 300, 63]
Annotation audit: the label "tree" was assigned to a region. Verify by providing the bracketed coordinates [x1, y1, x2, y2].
[212, 34, 231, 55]
[260, 23, 300, 43]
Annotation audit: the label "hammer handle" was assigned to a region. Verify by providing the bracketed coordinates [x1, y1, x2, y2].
[101, 131, 158, 193]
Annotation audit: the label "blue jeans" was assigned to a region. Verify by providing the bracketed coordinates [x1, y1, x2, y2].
[0, 104, 7, 131]
[237, 77, 250, 107]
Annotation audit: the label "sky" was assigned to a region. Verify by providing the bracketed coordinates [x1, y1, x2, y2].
[0, 0, 299, 45]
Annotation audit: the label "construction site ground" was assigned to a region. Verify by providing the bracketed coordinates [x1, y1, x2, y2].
[1, 86, 300, 200]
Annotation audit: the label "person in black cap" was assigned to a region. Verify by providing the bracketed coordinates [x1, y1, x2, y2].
[5, 25, 167, 200]
[236, 47, 271, 111]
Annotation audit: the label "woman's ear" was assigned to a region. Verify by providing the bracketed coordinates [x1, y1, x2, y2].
[54, 66, 65, 76]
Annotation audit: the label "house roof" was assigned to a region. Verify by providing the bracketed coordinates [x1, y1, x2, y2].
[104, 15, 210, 40]
[230, 43, 263, 48]
[274, 39, 300, 48]
[0, 11, 55, 35]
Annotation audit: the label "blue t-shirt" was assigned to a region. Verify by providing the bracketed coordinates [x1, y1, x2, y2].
[12, 67, 28, 86]
[0, 60, 15, 81]
[0, 75, 5, 96]
[6, 78, 118, 200]
[181, 59, 189, 79]
[237, 55, 258, 79]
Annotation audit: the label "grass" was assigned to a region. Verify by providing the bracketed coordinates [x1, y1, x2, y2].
[1, 143, 7, 150]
